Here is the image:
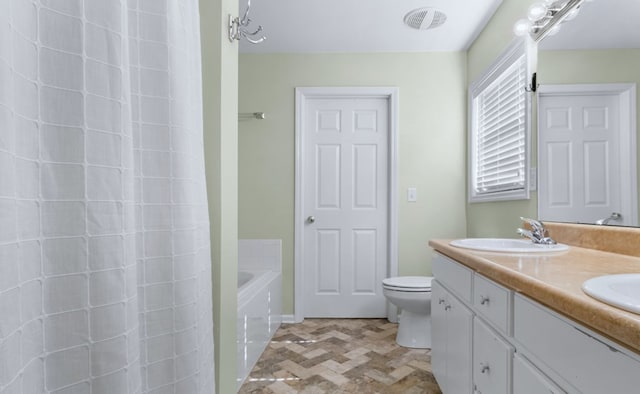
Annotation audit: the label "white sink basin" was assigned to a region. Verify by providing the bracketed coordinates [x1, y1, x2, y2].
[450, 238, 569, 253]
[582, 274, 640, 314]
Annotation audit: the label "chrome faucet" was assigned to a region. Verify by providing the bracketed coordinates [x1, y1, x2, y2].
[517, 217, 557, 245]
[596, 212, 621, 225]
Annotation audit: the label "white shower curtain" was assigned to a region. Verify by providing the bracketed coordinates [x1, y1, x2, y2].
[0, 1, 215, 393]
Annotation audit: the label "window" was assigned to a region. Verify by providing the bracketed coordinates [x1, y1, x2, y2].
[469, 38, 532, 202]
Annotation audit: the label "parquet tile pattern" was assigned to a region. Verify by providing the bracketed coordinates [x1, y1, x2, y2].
[239, 319, 443, 394]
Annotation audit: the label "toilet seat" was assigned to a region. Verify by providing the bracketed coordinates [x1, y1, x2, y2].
[383, 276, 433, 292]
[382, 276, 433, 348]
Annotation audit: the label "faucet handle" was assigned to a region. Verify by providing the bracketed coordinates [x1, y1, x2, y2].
[520, 217, 545, 234]
[517, 228, 533, 239]
[518, 217, 557, 245]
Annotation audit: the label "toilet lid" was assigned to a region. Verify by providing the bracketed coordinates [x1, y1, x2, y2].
[382, 276, 433, 290]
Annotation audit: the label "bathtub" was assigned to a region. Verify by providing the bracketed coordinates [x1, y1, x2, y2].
[236, 240, 282, 389]
[237, 270, 254, 288]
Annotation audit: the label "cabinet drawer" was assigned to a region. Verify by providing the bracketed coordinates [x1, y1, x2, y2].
[473, 317, 513, 394]
[432, 253, 472, 302]
[473, 274, 511, 335]
[513, 353, 566, 394]
[514, 294, 640, 393]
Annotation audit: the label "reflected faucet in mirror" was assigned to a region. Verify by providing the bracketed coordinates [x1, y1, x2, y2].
[596, 213, 622, 226]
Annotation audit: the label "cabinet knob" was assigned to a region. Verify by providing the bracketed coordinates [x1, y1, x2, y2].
[480, 363, 490, 374]
[444, 305, 451, 311]
[438, 298, 446, 304]
[480, 295, 490, 305]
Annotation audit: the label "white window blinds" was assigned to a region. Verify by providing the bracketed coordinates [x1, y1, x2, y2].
[469, 39, 531, 202]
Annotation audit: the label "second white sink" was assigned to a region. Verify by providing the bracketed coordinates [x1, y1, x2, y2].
[450, 238, 569, 253]
[582, 274, 640, 314]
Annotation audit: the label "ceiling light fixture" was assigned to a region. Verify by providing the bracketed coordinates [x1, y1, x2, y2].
[513, 0, 587, 42]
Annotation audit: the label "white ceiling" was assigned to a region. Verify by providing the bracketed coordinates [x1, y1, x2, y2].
[238, 0, 504, 53]
[237, 0, 640, 54]
[539, 0, 640, 50]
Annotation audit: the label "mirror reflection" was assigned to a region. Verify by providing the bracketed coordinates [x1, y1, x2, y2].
[536, 0, 640, 226]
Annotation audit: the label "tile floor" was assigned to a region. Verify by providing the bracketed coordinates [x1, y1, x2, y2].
[238, 318, 442, 393]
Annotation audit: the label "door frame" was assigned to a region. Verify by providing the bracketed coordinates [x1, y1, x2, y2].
[294, 87, 399, 323]
[537, 83, 638, 226]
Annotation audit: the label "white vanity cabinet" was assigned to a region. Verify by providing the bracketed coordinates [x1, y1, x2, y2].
[512, 354, 566, 394]
[432, 252, 640, 394]
[514, 294, 640, 393]
[473, 273, 511, 335]
[433, 253, 511, 394]
[432, 280, 473, 394]
[472, 317, 513, 394]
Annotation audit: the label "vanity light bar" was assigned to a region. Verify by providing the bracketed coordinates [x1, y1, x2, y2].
[531, 0, 584, 42]
[514, 0, 585, 42]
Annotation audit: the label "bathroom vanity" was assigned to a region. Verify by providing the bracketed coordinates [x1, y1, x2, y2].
[429, 225, 640, 394]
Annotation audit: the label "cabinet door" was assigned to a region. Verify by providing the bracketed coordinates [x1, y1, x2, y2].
[431, 280, 448, 392]
[513, 354, 566, 394]
[473, 318, 513, 394]
[447, 291, 473, 394]
[514, 294, 640, 393]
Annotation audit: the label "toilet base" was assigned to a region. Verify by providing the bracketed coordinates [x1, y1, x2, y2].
[396, 310, 431, 349]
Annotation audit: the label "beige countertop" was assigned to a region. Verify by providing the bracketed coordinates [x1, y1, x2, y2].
[429, 238, 640, 354]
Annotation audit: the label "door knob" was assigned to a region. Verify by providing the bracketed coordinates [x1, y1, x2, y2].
[306, 216, 315, 223]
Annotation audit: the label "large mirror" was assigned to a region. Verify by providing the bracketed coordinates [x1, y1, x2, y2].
[535, 0, 640, 226]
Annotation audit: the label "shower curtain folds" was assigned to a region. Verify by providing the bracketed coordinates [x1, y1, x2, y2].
[0, 1, 214, 392]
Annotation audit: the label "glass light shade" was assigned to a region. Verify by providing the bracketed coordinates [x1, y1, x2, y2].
[564, 6, 580, 21]
[513, 18, 532, 36]
[528, 2, 549, 22]
[546, 24, 561, 36]
[544, 0, 569, 8]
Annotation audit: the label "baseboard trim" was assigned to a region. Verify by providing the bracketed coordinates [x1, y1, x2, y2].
[281, 314, 297, 324]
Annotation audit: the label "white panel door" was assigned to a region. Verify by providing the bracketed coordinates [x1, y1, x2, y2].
[303, 97, 388, 317]
[538, 93, 624, 224]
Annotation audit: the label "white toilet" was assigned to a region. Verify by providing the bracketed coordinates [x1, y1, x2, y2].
[382, 276, 433, 348]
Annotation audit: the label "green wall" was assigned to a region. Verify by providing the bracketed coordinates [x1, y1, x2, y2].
[466, 0, 534, 237]
[238, 53, 469, 315]
[200, 0, 238, 392]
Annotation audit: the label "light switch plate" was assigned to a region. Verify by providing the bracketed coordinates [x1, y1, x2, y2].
[530, 167, 537, 191]
[408, 187, 417, 202]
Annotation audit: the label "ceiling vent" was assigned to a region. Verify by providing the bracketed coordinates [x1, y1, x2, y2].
[404, 7, 447, 30]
